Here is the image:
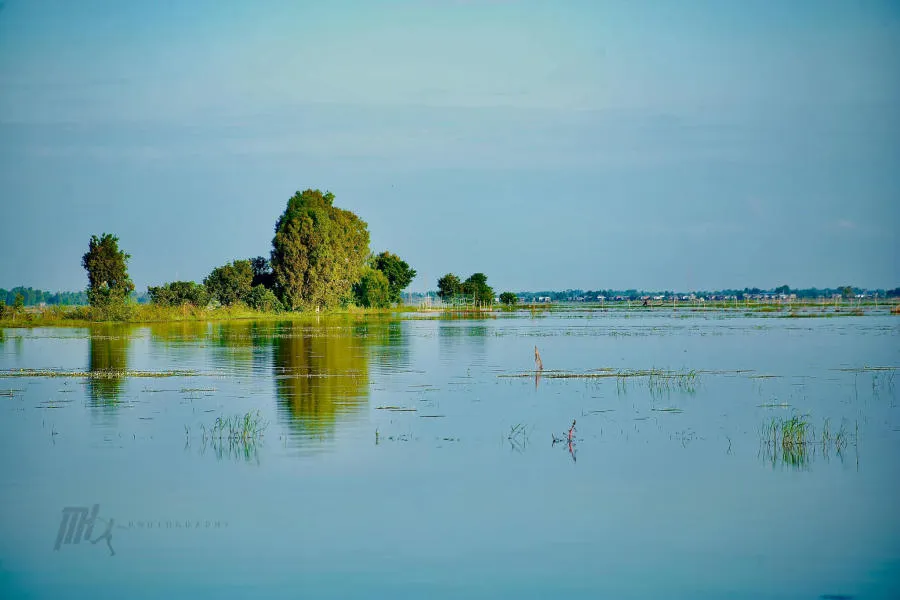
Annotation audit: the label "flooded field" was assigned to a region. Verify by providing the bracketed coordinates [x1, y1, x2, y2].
[1, 309, 898, 599]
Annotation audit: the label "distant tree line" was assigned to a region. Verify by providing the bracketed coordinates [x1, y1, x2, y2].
[512, 285, 900, 302]
[0, 287, 87, 306]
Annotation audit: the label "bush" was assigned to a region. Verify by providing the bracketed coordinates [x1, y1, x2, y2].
[247, 285, 283, 312]
[89, 302, 133, 322]
[353, 267, 392, 308]
[148, 281, 210, 307]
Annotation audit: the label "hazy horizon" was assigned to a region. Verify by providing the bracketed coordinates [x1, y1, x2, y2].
[1, 0, 897, 293]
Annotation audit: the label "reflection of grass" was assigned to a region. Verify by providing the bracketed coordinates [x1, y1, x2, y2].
[499, 368, 699, 383]
[506, 423, 531, 451]
[0, 368, 197, 378]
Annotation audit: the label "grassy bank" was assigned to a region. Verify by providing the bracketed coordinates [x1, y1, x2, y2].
[2, 298, 897, 327]
[0, 303, 418, 327]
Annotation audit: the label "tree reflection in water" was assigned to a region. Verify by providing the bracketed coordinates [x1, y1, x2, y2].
[273, 317, 407, 447]
[87, 324, 133, 405]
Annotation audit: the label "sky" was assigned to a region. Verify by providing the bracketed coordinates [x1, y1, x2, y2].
[0, 0, 898, 293]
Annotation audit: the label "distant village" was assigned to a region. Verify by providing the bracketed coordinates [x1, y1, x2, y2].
[4, 284, 898, 309]
[404, 285, 899, 306]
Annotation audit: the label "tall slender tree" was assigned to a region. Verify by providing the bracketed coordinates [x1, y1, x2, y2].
[81, 233, 134, 308]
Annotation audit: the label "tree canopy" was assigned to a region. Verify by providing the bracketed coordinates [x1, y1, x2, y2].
[81, 233, 134, 308]
[270, 190, 370, 310]
[204, 260, 253, 306]
[372, 251, 416, 304]
[461, 273, 494, 306]
[250, 256, 275, 289]
[437, 272, 494, 306]
[499, 292, 518, 306]
[437, 273, 462, 300]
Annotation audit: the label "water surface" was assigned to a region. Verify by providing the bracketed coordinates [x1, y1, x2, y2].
[1, 310, 898, 599]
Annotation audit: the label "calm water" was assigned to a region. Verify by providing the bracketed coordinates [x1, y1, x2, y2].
[1, 310, 898, 599]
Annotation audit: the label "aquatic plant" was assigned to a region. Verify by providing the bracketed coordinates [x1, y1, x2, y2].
[201, 410, 268, 443]
[760, 414, 857, 469]
[186, 410, 269, 464]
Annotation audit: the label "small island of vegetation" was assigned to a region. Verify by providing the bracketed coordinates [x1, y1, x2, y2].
[0, 189, 429, 325]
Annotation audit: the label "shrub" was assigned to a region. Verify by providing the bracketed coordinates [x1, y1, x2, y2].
[353, 267, 392, 308]
[247, 285, 283, 312]
[148, 281, 210, 307]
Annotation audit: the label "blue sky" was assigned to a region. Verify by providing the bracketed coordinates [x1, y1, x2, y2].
[0, 0, 898, 292]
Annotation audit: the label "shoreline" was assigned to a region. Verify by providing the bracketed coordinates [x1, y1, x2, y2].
[1, 300, 897, 328]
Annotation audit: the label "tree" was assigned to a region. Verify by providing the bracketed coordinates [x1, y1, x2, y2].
[81, 233, 135, 308]
[841, 286, 854, 299]
[372, 251, 416, 304]
[461, 273, 494, 306]
[437, 273, 462, 300]
[499, 292, 518, 306]
[204, 260, 253, 306]
[13, 293, 24, 310]
[353, 267, 392, 308]
[247, 284, 283, 312]
[271, 189, 370, 310]
[147, 281, 209, 307]
[250, 256, 275, 289]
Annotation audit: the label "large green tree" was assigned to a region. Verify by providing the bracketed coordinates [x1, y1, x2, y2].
[81, 233, 135, 308]
[204, 260, 253, 306]
[461, 273, 494, 306]
[270, 189, 370, 310]
[437, 273, 462, 300]
[499, 292, 518, 306]
[372, 251, 416, 304]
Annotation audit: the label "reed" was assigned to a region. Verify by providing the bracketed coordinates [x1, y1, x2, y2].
[760, 413, 856, 468]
